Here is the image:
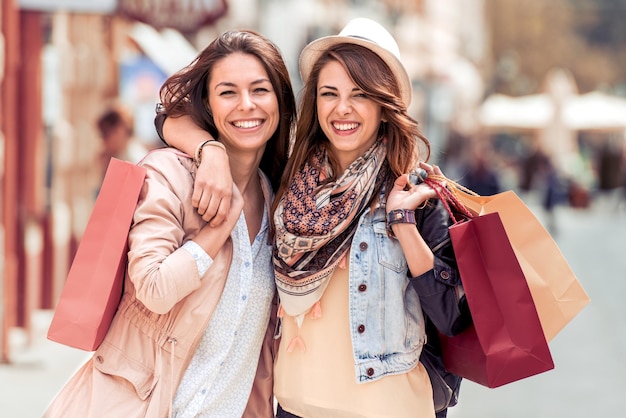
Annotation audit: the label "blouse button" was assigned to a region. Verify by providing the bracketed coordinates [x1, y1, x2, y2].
[358, 284, 367, 292]
[367, 368, 375, 376]
[440, 271, 450, 280]
[358, 324, 365, 333]
[96, 355, 104, 364]
[359, 242, 368, 251]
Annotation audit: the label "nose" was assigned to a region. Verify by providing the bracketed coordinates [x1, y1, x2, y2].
[336, 97, 352, 115]
[238, 91, 256, 111]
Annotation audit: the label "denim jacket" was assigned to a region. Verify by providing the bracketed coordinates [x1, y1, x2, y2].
[347, 197, 461, 383]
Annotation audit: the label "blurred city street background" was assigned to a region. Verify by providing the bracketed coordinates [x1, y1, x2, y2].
[2, 0, 626, 417]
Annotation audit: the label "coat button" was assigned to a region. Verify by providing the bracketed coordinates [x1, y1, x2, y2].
[96, 355, 104, 364]
[367, 368, 375, 376]
[358, 324, 365, 333]
[358, 284, 367, 292]
[440, 271, 450, 280]
[359, 242, 368, 251]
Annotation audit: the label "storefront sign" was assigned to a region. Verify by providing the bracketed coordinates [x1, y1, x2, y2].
[118, 0, 228, 32]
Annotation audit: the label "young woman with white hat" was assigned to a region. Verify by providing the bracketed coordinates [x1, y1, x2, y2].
[160, 18, 467, 418]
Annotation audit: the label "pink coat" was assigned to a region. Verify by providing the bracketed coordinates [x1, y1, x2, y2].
[44, 150, 276, 418]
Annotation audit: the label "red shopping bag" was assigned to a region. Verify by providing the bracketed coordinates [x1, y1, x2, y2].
[425, 178, 555, 388]
[439, 212, 555, 388]
[47, 158, 146, 351]
[456, 191, 589, 341]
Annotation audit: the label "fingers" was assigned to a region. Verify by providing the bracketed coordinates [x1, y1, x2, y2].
[200, 196, 220, 223]
[191, 187, 203, 210]
[393, 173, 410, 190]
[418, 161, 432, 172]
[192, 188, 233, 226]
[205, 190, 233, 226]
[208, 196, 231, 226]
[418, 161, 442, 175]
[192, 188, 217, 221]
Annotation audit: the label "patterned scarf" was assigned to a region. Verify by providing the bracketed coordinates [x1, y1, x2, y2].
[273, 140, 387, 317]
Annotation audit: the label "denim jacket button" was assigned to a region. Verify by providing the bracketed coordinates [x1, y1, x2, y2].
[440, 271, 450, 280]
[367, 368, 375, 376]
[358, 324, 365, 333]
[358, 284, 367, 292]
[359, 242, 368, 251]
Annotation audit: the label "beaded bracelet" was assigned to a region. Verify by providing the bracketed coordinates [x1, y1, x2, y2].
[194, 139, 226, 167]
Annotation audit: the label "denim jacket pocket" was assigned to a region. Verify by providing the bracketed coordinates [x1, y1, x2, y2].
[373, 221, 408, 273]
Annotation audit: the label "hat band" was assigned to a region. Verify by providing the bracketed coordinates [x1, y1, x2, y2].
[347, 34, 376, 44]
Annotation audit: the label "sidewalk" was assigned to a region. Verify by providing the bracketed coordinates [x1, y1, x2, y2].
[0, 310, 90, 418]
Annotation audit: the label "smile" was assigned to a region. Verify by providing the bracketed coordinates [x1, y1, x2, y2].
[232, 119, 263, 129]
[332, 122, 359, 131]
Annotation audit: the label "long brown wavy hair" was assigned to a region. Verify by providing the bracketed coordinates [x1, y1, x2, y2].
[159, 30, 296, 192]
[273, 43, 431, 213]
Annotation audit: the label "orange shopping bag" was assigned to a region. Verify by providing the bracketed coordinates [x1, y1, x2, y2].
[456, 190, 590, 341]
[47, 158, 146, 351]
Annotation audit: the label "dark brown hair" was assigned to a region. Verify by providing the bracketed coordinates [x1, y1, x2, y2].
[273, 43, 430, 211]
[159, 30, 296, 192]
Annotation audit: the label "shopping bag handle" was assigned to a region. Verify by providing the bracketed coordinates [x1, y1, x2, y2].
[421, 174, 476, 224]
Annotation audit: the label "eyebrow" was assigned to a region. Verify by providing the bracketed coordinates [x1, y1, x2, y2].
[318, 85, 361, 93]
[214, 78, 271, 89]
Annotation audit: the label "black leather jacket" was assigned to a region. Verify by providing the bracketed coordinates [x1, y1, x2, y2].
[411, 198, 472, 414]
[411, 198, 471, 337]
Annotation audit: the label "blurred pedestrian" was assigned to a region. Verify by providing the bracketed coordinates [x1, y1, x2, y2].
[96, 103, 149, 176]
[462, 152, 501, 196]
[520, 147, 565, 234]
[44, 29, 296, 418]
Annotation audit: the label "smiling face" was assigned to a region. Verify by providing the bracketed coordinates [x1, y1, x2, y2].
[316, 60, 383, 171]
[207, 52, 279, 154]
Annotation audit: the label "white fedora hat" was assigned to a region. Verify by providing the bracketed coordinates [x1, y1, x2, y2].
[299, 17, 412, 107]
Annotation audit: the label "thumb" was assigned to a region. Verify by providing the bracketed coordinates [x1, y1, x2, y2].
[393, 174, 410, 191]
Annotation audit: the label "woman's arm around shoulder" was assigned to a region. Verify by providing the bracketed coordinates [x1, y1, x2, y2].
[160, 112, 233, 225]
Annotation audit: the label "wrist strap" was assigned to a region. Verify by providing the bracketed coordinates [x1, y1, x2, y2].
[386, 209, 416, 238]
[387, 209, 416, 226]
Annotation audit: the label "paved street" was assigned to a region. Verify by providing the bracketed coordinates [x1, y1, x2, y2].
[0, 311, 91, 417]
[1, 193, 624, 417]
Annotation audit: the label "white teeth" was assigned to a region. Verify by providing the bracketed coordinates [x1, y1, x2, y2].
[233, 120, 262, 128]
[333, 122, 359, 131]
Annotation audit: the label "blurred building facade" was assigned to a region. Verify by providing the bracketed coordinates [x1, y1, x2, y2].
[1, 0, 487, 360]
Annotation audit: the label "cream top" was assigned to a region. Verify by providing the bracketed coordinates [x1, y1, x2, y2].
[274, 260, 435, 418]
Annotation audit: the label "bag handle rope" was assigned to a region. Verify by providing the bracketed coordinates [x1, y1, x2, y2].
[413, 170, 477, 223]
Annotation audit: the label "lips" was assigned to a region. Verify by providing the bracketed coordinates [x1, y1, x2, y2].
[332, 122, 359, 131]
[232, 119, 263, 129]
